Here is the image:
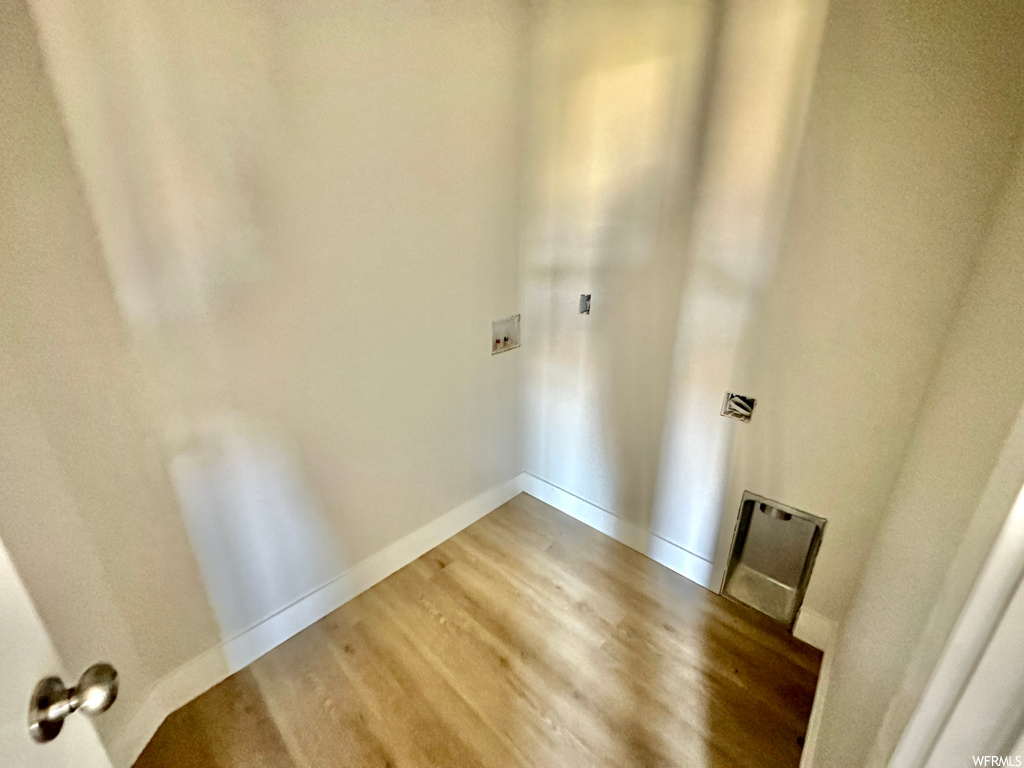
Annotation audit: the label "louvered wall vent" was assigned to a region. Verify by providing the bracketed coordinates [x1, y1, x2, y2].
[721, 393, 756, 422]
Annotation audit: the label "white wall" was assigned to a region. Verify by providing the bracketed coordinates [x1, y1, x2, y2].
[812, 137, 1024, 767]
[520, 0, 719, 532]
[6, 0, 528, 751]
[8, 0, 1024, 762]
[520, 0, 1023, 629]
[0, 0, 217, 741]
[520, 0, 830, 585]
[921, 552, 1024, 764]
[720, 0, 1024, 623]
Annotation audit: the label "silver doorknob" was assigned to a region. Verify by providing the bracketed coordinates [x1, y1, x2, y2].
[28, 663, 118, 743]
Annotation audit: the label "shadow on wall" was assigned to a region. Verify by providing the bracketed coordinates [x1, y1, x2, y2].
[168, 415, 346, 661]
[26, 0, 355, 656]
[21, 0, 527, 754]
[10, 0, 823, 759]
[520, 0, 827, 582]
[518, 1, 827, 759]
[2, 0, 353, 736]
[521, 0, 711, 534]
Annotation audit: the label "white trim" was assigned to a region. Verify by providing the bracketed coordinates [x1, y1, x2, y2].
[800, 622, 838, 768]
[518, 474, 838, 650]
[105, 473, 835, 767]
[794, 608, 836, 653]
[105, 475, 525, 768]
[889, 477, 1024, 768]
[520, 473, 716, 589]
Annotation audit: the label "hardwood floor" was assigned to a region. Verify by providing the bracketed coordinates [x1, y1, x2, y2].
[134, 493, 822, 768]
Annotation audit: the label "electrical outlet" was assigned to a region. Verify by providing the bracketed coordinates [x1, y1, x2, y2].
[492, 315, 521, 354]
[579, 294, 591, 314]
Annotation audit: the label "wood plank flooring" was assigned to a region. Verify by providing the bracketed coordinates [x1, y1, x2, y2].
[134, 493, 822, 768]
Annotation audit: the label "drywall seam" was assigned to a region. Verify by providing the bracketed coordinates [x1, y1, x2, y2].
[105, 474, 526, 768]
[520, 473, 716, 590]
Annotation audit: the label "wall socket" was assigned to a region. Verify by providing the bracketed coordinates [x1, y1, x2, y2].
[492, 314, 521, 354]
[579, 294, 591, 314]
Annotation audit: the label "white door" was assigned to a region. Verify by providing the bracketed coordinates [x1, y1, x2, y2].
[890, 475, 1024, 767]
[0, 537, 113, 768]
[922, 571, 1024, 766]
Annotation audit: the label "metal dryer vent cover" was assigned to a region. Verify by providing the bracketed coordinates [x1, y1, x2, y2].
[721, 393, 756, 422]
[721, 491, 826, 630]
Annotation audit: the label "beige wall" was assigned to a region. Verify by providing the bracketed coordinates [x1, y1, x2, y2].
[7, 0, 1024, 761]
[814, 138, 1024, 766]
[520, 0, 718, 531]
[520, 0, 1023, 629]
[726, 0, 1024, 622]
[519, 0, 831, 588]
[7, 0, 528, 748]
[0, 0, 219, 739]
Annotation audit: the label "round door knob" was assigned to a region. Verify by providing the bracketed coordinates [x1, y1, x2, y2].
[28, 662, 119, 743]
[74, 663, 118, 716]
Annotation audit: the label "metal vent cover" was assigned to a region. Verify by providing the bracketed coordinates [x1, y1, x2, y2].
[721, 491, 826, 630]
[721, 393, 756, 422]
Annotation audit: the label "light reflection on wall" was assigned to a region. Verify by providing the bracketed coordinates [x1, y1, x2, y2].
[169, 416, 344, 653]
[521, 0, 715, 533]
[25, 0, 338, 655]
[28, 0, 527, 672]
[521, 0, 828, 579]
[29, 0, 276, 325]
[650, 0, 828, 567]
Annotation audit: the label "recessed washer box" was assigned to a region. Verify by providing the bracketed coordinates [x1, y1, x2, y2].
[721, 491, 826, 630]
[491, 315, 521, 354]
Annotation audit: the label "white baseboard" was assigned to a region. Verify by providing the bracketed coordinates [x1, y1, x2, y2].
[106, 473, 834, 767]
[106, 475, 525, 768]
[794, 608, 836, 653]
[798, 616, 839, 768]
[519, 473, 716, 589]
